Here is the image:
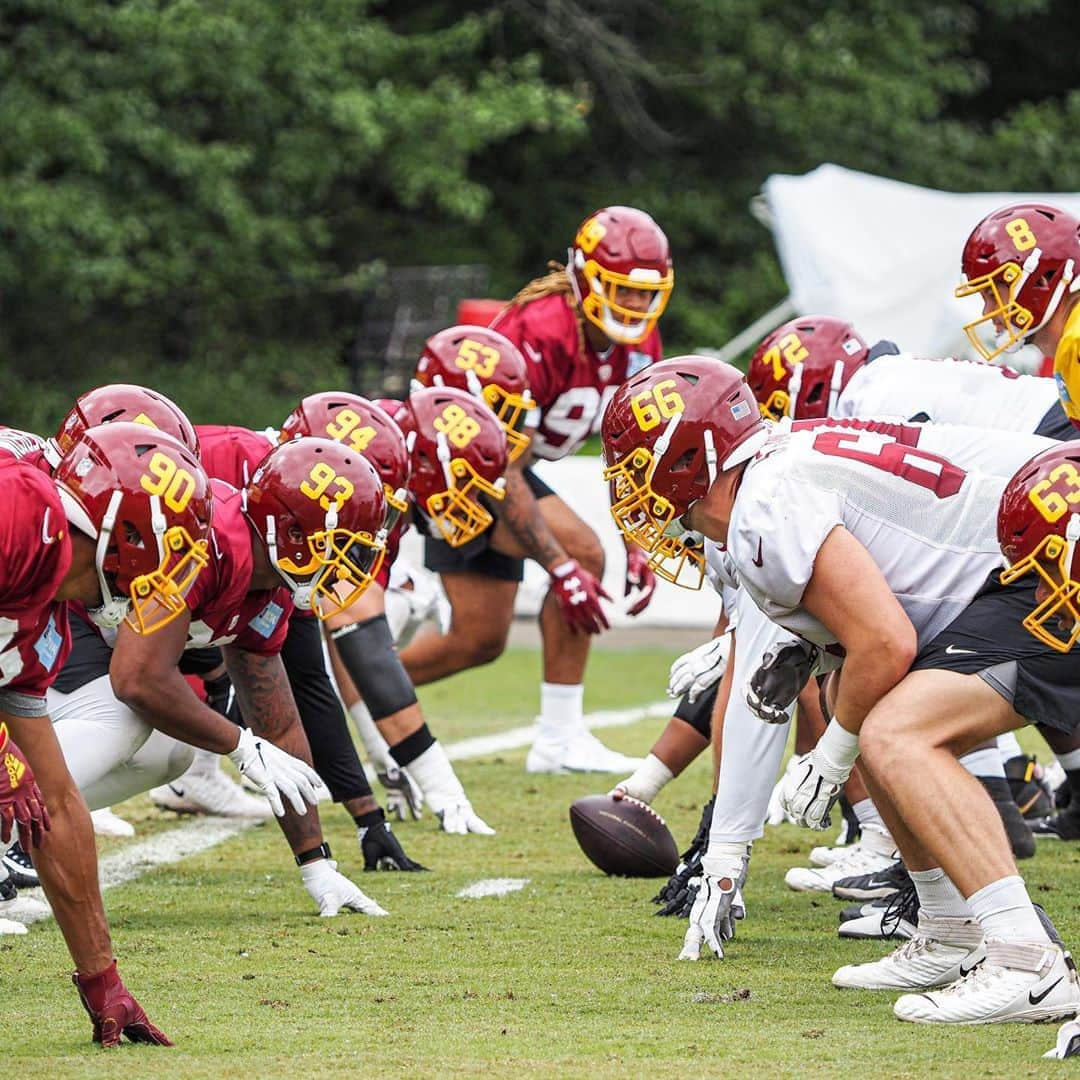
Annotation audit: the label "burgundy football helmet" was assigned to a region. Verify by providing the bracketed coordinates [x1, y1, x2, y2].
[245, 438, 387, 619]
[52, 422, 212, 633]
[568, 206, 673, 345]
[397, 387, 508, 548]
[957, 203, 1080, 362]
[280, 392, 410, 531]
[747, 316, 869, 421]
[998, 442, 1080, 652]
[48, 384, 200, 469]
[415, 326, 534, 461]
[602, 356, 767, 588]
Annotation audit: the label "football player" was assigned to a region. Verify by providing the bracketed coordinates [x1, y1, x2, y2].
[399, 208, 674, 773]
[0, 421, 218, 1045]
[47, 437, 389, 915]
[603, 357, 1080, 1024]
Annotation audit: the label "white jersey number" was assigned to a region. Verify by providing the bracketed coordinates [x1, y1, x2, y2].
[812, 430, 966, 498]
[532, 385, 618, 460]
[0, 617, 25, 688]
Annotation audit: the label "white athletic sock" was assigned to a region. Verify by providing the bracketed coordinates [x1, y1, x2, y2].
[406, 742, 465, 815]
[348, 701, 394, 770]
[538, 682, 584, 741]
[959, 747, 1005, 778]
[996, 732, 1023, 761]
[851, 798, 884, 830]
[909, 867, 973, 921]
[186, 747, 222, 779]
[1057, 748, 1080, 771]
[967, 875, 1050, 943]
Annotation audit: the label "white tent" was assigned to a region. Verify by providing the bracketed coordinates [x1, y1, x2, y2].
[760, 164, 1080, 360]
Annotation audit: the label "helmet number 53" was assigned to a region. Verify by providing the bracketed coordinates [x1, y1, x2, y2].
[631, 379, 684, 432]
[454, 339, 501, 380]
[140, 451, 196, 513]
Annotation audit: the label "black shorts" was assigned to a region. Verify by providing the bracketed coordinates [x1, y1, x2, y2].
[673, 681, 719, 739]
[912, 571, 1080, 733]
[1034, 400, 1080, 442]
[423, 467, 556, 584]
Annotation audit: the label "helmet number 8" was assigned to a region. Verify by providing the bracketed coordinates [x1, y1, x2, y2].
[1006, 218, 1037, 253]
[1028, 462, 1080, 524]
[454, 339, 501, 380]
[140, 451, 196, 513]
[433, 404, 480, 449]
[300, 462, 354, 511]
[326, 408, 377, 453]
[631, 379, 684, 432]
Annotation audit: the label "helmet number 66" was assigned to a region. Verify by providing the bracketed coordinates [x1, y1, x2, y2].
[631, 379, 684, 432]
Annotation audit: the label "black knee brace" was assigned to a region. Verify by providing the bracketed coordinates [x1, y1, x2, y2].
[331, 614, 418, 721]
[673, 680, 719, 739]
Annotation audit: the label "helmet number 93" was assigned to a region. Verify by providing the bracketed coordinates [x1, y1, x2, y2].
[631, 379, 684, 432]
[454, 339, 501, 380]
[300, 461, 354, 511]
[433, 403, 481, 449]
[140, 451, 196, 513]
[325, 408, 377, 453]
[1029, 462, 1080, 523]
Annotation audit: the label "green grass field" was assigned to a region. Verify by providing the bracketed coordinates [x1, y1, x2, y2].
[3, 646, 1078, 1077]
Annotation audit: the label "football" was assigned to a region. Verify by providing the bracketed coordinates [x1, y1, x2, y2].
[569, 794, 680, 878]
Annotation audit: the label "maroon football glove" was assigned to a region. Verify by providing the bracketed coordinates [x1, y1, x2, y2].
[623, 544, 657, 617]
[550, 559, 611, 635]
[0, 722, 50, 848]
[73, 961, 173, 1047]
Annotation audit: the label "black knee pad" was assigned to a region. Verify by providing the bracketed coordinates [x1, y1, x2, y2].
[331, 614, 418, 721]
[673, 681, 718, 739]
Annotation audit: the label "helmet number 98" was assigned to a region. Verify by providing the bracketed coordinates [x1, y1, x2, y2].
[434, 404, 481, 449]
[140, 451, 196, 513]
[326, 408, 377, 453]
[1006, 218, 1037, 253]
[455, 339, 501, 380]
[765, 334, 809, 381]
[631, 379, 684, 432]
[1028, 462, 1080, 523]
[300, 462, 355, 511]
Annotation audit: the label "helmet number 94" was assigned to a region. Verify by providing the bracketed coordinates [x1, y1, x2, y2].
[433, 403, 481, 449]
[326, 408, 376, 453]
[765, 334, 809, 381]
[1029, 462, 1080, 523]
[300, 461, 354, 511]
[454, 339, 501, 380]
[631, 379, 684, 432]
[140, 451, 196, 513]
[1006, 217, 1037, 253]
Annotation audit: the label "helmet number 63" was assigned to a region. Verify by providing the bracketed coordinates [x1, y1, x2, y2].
[140, 451, 196, 513]
[1029, 462, 1080, 523]
[631, 379, 684, 432]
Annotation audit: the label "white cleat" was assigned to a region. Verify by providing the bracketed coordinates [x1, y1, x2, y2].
[525, 728, 644, 775]
[786, 825, 897, 892]
[810, 842, 857, 868]
[0, 917, 27, 935]
[150, 769, 275, 820]
[90, 807, 136, 838]
[834, 916, 984, 989]
[839, 905, 918, 942]
[0, 886, 52, 925]
[1045, 1018, 1080, 1058]
[895, 938, 1080, 1024]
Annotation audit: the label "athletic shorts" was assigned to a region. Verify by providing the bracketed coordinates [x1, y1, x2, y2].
[1034, 400, 1080, 442]
[911, 571, 1080, 733]
[673, 680, 719, 739]
[423, 467, 555, 584]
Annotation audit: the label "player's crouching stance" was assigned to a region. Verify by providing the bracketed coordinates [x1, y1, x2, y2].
[602, 357, 1080, 1025]
[0, 423, 217, 1045]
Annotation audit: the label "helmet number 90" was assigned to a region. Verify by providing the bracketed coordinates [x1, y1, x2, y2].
[300, 462, 355, 511]
[326, 408, 377, 453]
[1028, 462, 1080, 523]
[1006, 218, 1037, 253]
[454, 339, 501, 380]
[631, 379, 684, 432]
[140, 451, 196, 513]
[765, 334, 809, 381]
[433, 404, 481, 449]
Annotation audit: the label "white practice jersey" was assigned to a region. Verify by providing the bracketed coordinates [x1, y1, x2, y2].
[836, 353, 1058, 432]
[729, 420, 1056, 649]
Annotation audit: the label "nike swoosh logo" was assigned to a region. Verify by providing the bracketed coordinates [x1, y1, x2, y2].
[959, 961, 980, 977]
[752, 538, 764, 568]
[41, 506, 58, 545]
[1030, 976, 1064, 1006]
[945, 644, 976, 655]
[523, 342, 543, 365]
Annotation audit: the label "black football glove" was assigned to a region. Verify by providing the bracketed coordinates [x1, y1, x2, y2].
[360, 821, 429, 872]
[746, 639, 820, 724]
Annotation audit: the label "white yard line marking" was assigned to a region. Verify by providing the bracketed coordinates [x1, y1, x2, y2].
[457, 878, 530, 899]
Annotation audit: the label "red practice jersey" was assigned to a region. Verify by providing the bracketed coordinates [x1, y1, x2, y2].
[196, 424, 274, 489]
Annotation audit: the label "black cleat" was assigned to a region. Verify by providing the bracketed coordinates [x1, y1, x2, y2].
[832, 858, 911, 901]
[978, 775, 1035, 859]
[1033, 807, 1080, 841]
[838, 881, 920, 940]
[1, 842, 38, 889]
[1004, 754, 1054, 820]
[360, 822, 429, 872]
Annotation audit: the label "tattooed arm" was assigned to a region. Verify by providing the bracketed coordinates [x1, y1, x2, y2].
[492, 451, 568, 571]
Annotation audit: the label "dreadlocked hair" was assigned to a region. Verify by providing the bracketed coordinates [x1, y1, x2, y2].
[500, 261, 587, 361]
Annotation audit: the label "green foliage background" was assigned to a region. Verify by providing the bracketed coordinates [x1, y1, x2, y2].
[2, 0, 1077, 432]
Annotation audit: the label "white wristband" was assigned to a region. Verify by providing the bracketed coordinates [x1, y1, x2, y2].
[818, 718, 861, 772]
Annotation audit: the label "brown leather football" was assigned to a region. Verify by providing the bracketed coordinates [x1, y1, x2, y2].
[569, 794, 679, 877]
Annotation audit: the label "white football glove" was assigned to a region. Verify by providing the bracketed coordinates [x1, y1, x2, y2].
[678, 874, 746, 960]
[300, 858, 388, 917]
[437, 801, 496, 836]
[779, 748, 852, 831]
[377, 765, 424, 822]
[667, 634, 731, 703]
[227, 728, 322, 817]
